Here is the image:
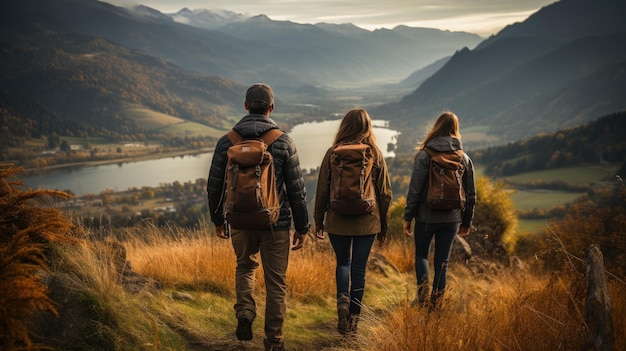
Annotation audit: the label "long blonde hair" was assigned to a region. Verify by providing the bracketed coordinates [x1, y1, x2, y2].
[418, 111, 461, 150]
[333, 108, 377, 147]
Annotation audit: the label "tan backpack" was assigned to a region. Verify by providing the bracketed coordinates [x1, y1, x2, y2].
[424, 148, 466, 210]
[329, 142, 377, 216]
[224, 129, 283, 229]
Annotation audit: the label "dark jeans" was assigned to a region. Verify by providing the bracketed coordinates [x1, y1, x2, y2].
[328, 233, 376, 315]
[413, 222, 459, 302]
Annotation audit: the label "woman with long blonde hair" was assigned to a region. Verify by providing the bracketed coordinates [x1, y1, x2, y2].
[403, 111, 477, 310]
[314, 108, 392, 334]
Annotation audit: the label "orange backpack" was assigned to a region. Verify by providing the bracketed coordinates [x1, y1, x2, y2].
[224, 129, 283, 229]
[329, 142, 377, 216]
[424, 148, 466, 210]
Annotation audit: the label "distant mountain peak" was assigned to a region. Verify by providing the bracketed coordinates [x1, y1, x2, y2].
[169, 7, 247, 30]
[248, 14, 272, 22]
[131, 5, 173, 21]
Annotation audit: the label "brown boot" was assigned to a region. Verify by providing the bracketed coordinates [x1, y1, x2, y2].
[263, 338, 285, 351]
[429, 290, 444, 312]
[337, 295, 350, 334]
[347, 313, 359, 335]
[411, 284, 429, 308]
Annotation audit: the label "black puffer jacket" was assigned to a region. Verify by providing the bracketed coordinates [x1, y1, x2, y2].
[207, 114, 310, 234]
[403, 136, 476, 228]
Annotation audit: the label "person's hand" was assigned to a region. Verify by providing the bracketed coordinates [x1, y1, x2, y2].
[403, 221, 413, 237]
[215, 224, 229, 239]
[458, 226, 471, 237]
[377, 234, 387, 247]
[292, 231, 305, 250]
[315, 229, 325, 240]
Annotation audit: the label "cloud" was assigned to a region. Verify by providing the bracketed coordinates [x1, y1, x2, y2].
[104, 0, 555, 35]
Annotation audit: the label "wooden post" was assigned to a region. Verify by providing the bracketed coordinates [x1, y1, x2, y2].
[585, 245, 614, 351]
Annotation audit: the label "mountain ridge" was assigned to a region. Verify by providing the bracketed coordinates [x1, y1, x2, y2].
[374, 0, 626, 154]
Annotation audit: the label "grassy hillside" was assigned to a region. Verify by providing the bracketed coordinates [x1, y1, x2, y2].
[2, 164, 625, 350]
[0, 33, 243, 144]
[121, 106, 227, 138]
[26, 222, 626, 351]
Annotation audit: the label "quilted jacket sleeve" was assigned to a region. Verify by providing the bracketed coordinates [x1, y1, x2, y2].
[207, 135, 231, 226]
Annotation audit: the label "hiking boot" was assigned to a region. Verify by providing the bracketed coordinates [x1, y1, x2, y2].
[263, 338, 285, 351]
[236, 318, 253, 341]
[429, 292, 443, 312]
[347, 313, 359, 335]
[411, 284, 429, 307]
[337, 295, 350, 334]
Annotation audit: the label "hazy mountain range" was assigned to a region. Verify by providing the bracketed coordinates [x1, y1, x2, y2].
[375, 0, 626, 152]
[1, 0, 625, 156]
[0, 0, 483, 145]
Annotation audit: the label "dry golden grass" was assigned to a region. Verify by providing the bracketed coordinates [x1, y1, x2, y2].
[123, 221, 625, 351]
[5, 158, 622, 350]
[0, 164, 75, 350]
[123, 224, 337, 301]
[346, 262, 626, 351]
[378, 239, 416, 273]
[123, 223, 235, 294]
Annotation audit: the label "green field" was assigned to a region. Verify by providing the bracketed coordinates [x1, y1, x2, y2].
[462, 124, 501, 144]
[123, 106, 185, 129]
[122, 106, 226, 137]
[510, 189, 583, 211]
[502, 164, 620, 211]
[518, 218, 548, 233]
[505, 164, 619, 186]
[160, 121, 225, 138]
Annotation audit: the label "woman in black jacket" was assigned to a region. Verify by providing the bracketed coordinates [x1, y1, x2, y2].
[403, 111, 476, 310]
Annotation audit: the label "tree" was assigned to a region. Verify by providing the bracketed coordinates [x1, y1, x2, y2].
[59, 140, 71, 153]
[47, 132, 60, 149]
[468, 176, 519, 259]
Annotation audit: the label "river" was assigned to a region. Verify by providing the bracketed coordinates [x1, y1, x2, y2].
[22, 119, 399, 195]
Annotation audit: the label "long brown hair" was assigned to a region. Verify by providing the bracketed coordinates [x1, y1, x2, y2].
[333, 108, 377, 147]
[418, 111, 461, 150]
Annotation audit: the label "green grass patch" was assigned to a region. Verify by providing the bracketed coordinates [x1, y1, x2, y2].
[510, 189, 582, 211]
[518, 218, 548, 233]
[462, 125, 501, 144]
[60, 136, 110, 145]
[122, 107, 185, 129]
[161, 121, 224, 138]
[505, 164, 619, 186]
[120, 105, 227, 138]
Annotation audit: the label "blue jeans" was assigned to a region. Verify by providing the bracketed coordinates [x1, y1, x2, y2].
[328, 233, 376, 315]
[413, 222, 459, 304]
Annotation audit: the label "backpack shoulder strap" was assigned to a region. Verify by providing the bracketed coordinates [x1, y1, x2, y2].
[260, 129, 284, 146]
[226, 128, 283, 146]
[226, 130, 243, 145]
[423, 147, 436, 159]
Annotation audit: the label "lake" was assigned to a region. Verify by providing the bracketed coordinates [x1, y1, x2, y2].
[23, 120, 399, 195]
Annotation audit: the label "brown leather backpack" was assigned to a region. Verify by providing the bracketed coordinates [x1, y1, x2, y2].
[329, 142, 377, 216]
[424, 148, 466, 210]
[224, 129, 283, 229]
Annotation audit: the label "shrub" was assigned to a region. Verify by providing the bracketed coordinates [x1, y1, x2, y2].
[472, 176, 519, 253]
[541, 182, 626, 275]
[0, 164, 74, 350]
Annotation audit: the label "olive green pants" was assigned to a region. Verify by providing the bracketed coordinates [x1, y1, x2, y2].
[230, 228, 290, 343]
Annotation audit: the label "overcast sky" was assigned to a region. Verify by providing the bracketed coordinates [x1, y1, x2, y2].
[104, 0, 557, 36]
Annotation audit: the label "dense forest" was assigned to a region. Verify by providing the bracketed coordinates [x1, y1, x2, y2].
[472, 111, 626, 176]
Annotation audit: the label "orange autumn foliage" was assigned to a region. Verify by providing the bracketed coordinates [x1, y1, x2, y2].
[0, 164, 75, 350]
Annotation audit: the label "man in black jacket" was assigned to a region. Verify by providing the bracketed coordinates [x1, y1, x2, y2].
[207, 83, 310, 351]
